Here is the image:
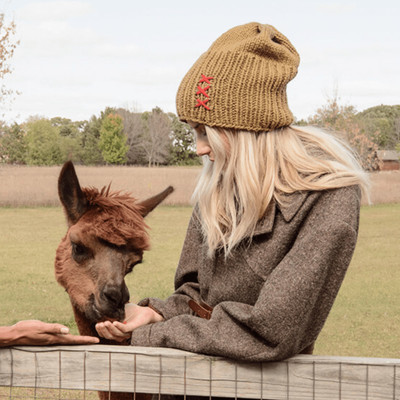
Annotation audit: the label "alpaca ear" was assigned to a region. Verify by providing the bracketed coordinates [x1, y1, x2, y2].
[58, 161, 89, 225]
[138, 186, 174, 217]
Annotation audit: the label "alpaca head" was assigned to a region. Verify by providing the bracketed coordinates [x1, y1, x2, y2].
[55, 161, 173, 328]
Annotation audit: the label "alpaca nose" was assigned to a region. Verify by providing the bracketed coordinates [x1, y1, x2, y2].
[102, 283, 129, 308]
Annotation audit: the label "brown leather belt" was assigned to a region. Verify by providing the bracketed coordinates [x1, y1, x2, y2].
[188, 299, 213, 320]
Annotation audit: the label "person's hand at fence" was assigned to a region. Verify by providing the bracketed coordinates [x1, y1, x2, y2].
[95, 303, 164, 342]
[0, 320, 100, 346]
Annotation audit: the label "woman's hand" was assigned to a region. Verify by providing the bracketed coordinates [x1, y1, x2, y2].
[95, 303, 164, 343]
[0, 320, 100, 346]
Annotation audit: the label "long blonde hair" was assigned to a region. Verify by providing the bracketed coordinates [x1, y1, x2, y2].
[192, 125, 370, 258]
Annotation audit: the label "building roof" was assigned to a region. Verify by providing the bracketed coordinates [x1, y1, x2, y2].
[376, 150, 400, 161]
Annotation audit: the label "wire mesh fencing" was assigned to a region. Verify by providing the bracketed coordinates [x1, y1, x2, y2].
[0, 345, 399, 399]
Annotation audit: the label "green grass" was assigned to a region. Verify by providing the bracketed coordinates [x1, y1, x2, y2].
[0, 204, 399, 359]
[0, 386, 99, 399]
[315, 203, 400, 358]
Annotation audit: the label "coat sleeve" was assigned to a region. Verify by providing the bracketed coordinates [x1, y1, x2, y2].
[131, 186, 361, 361]
[137, 209, 204, 320]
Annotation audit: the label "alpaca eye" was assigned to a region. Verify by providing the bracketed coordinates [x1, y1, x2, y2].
[71, 242, 89, 262]
[127, 260, 142, 274]
[75, 244, 85, 255]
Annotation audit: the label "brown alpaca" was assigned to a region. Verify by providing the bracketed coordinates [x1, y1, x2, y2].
[55, 161, 172, 400]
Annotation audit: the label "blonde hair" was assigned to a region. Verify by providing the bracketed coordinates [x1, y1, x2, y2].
[192, 125, 370, 258]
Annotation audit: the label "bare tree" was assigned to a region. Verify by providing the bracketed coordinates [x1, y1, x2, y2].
[116, 108, 147, 165]
[141, 108, 172, 167]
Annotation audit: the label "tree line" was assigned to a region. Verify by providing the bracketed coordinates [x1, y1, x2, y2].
[0, 100, 399, 170]
[0, 106, 200, 167]
[297, 100, 400, 171]
[0, 14, 399, 170]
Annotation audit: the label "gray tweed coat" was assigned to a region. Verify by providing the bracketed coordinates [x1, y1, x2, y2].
[130, 185, 361, 362]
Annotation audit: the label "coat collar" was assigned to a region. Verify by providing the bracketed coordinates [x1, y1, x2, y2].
[277, 191, 309, 222]
[253, 191, 309, 235]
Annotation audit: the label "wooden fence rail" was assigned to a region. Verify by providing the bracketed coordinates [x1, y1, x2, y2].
[0, 345, 399, 399]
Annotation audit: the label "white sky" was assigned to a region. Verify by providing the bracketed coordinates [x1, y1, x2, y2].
[1, 0, 399, 123]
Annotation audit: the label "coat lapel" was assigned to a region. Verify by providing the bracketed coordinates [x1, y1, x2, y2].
[253, 201, 276, 235]
[253, 191, 309, 236]
[277, 191, 309, 222]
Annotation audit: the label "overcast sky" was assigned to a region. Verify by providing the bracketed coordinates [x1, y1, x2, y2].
[1, 0, 399, 124]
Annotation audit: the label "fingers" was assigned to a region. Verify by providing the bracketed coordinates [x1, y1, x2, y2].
[26, 321, 70, 335]
[59, 334, 100, 345]
[95, 321, 131, 342]
[45, 323, 70, 335]
[9, 320, 99, 346]
[113, 321, 132, 332]
[38, 323, 99, 344]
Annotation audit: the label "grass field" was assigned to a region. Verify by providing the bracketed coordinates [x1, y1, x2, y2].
[0, 203, 399, 359]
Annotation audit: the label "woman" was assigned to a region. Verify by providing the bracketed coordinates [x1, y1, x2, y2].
[96, 22, 369, 361]
[0, 320, 99, 346]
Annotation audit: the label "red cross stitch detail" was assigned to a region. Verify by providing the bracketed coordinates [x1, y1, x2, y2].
[199, 74, 214, 84]
[195, 98, 210, 110]
[196, 85, 210, 97]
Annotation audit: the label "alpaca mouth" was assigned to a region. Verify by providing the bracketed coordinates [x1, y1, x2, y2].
[87, 294, 125, 324]
[91, 302, 104, 320]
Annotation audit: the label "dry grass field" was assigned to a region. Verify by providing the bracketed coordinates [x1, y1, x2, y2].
[0, 165, 399, 206]
[0, 165, 202, 207]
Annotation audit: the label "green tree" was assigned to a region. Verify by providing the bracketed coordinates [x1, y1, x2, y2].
[79, 114, 104, 165]
[356, 105, 400, 149]
[99, 113, 128, 164]
[0, 123, 26, 164]
[78, 108, 116, 165]
[168, 113, 200, 165]
[59, 135, 82, 164]
[50, 117, 83, 137]
[25, 119, 63, 165]
[50, 117, 84, 163]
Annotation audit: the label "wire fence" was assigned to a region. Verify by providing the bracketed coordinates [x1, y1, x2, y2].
[0, 345, 399, 400]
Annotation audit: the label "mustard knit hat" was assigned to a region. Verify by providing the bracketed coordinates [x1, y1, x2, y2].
[176, 22, 300, 132]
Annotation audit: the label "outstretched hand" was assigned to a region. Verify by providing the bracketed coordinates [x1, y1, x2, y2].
[0, 320, 100, 347]
[95, 303, 164, 343]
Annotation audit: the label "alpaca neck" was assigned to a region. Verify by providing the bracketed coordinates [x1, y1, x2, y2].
[72, 306, 97, 337]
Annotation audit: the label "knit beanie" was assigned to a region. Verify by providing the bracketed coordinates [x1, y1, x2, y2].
[176, 22, 300, 133]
